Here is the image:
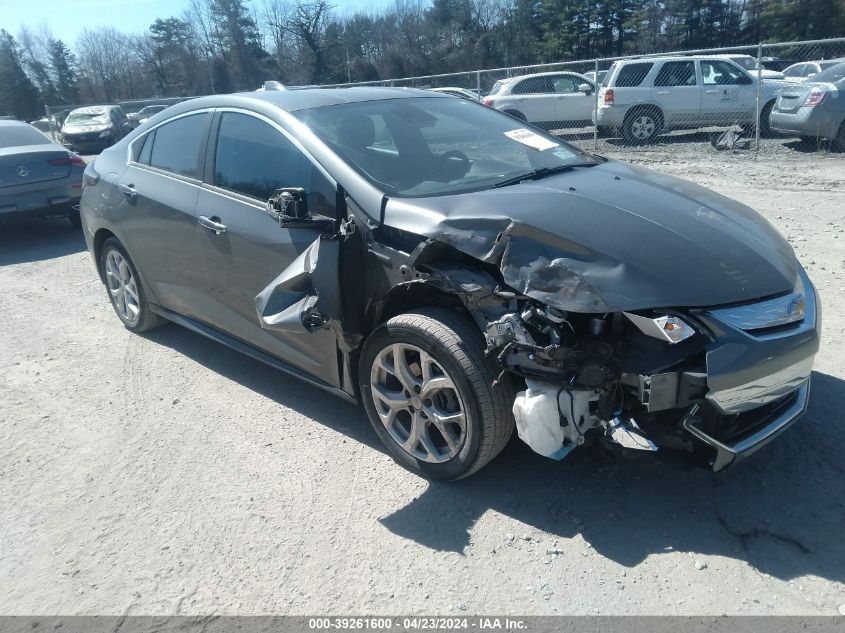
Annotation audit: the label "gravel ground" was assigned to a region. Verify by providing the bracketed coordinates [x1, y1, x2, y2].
[1, 143, 844, 616]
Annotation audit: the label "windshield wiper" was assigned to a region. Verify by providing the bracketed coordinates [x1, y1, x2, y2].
[492, 163, 594, 189]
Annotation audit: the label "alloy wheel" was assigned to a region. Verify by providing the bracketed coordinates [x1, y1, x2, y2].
[105, 250, 140, 326]
[370, 343, 466, 463]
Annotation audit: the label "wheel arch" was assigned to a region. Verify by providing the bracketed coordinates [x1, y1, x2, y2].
[92, 228, 118, 283]
[623, 103, 665, 126]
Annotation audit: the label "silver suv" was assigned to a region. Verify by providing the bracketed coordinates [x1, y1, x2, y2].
[595, 56, 786, 143]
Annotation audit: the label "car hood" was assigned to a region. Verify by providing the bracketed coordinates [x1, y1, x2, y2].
[382, 160, 797, 313]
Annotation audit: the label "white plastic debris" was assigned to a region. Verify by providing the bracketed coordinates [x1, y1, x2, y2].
[512, 380, 568, 459]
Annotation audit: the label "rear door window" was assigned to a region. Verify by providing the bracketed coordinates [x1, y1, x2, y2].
[654, 61, 697, 87]
[512, 77, 554, 94]
[614, 63, 654, 87]
[148, 113, 208, 178]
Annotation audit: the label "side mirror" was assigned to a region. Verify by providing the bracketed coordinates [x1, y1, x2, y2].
[267, 187, 309, 224]
[578, 83, 593, 95]
[266, 187, 335, 231]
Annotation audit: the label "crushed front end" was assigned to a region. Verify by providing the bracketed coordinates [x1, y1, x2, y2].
[486, 267, 820, 470]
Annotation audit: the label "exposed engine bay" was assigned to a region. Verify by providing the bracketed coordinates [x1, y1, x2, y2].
[484, 301, 709, 463]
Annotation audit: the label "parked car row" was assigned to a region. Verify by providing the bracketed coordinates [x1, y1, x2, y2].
[477, 55, 844, 147]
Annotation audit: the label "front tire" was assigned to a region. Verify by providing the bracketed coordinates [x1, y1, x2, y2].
[100, 238, 165, 332]
[359, 308, 514, 480]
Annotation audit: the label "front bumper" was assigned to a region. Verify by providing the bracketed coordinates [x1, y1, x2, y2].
[686, 267, 820, 469]
[683, 380, 810, 470]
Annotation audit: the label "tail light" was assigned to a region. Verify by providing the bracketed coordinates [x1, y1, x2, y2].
[82, 164, 100, 191]
[49, 154, 87, 167]
[804, 87, 827, 107]
[482, 98, 493, 106]
[603, 88, 615, 105]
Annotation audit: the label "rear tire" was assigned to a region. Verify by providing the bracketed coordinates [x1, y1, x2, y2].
[67, 210, 82, 229]
[833, 121, 845, 152]
[623, 107, 662, 144]
[359, 308, 514, 480]
[100, 237, 165, 332]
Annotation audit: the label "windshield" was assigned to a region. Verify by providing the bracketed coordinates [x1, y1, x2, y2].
[298, 97, 595, 198]
[731, 56, 758, 71]
[65, 111, 109, 126]
[812, 61, 845, 83]
[0, 125, 52, 148]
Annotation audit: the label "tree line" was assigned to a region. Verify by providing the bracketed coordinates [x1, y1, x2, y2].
[1, 0, 843, 120]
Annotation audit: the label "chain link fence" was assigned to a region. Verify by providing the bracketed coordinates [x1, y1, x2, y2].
[44, 37, 845, 158]
[319, 36, 845, 157]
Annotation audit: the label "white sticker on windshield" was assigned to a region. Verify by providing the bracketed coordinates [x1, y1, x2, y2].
[504, 128, 560, 151]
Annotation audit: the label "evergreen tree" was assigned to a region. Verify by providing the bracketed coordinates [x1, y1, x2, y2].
[48, 39, 79, 104]
[0, 30, 40, 119]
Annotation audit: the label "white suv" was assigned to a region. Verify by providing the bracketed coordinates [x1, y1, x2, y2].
[594, 56, 787, 143]
[482, 71, 596, 129]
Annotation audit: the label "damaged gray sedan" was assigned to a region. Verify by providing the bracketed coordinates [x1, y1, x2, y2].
[80, 88, 820, 479]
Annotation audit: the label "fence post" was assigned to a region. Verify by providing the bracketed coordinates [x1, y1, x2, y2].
[754, 42, 763, 156]
[593, 58, 600, 151]
[45, 104, 57, 142]
[476, 70, 482, 102]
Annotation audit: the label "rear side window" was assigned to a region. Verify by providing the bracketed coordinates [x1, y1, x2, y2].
[148, 114, 207, 178]
[136, 132, 154, 164]
[512, 76, 553, 94]
[614, 63, 653, 87]
[654, 61, 697, 87]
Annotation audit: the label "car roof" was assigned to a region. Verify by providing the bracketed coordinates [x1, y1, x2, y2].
[68, 105, 116, 114]
[0, 119, 29, 127]
[499, 70, 588, 83]
[236, 86, 445, 112]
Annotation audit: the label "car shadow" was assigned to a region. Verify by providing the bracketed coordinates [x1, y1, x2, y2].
[0, 219, 86, 266]
[379, 370, 845, 584]
[139, 324, 382, 452]
[132, 320, 845, 584]
[782, 138, 840, 154]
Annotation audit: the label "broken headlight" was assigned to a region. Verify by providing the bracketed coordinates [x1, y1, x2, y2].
[622, 312, 696, 344]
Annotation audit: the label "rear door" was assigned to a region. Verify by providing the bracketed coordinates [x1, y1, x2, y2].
[116, 111, 211, 319]
[195, 109, 342, 386]
[652, 60, 700, 127]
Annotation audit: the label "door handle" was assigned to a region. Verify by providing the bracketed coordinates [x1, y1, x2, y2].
[705, 89, 720, 94]
[198, 215, 227, 235]
[118, 183, 136, 199]
[656, 91, 670, 95]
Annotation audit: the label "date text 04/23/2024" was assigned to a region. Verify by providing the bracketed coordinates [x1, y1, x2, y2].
[307, 618, 528, 630]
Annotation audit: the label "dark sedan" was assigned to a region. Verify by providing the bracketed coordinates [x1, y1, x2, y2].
[770, 61, 845, 149]
[0, 120, 86, 226]
[80, 89, 819, 479]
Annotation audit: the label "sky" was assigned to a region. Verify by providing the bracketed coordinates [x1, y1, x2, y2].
[1, 0, 397, 47]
